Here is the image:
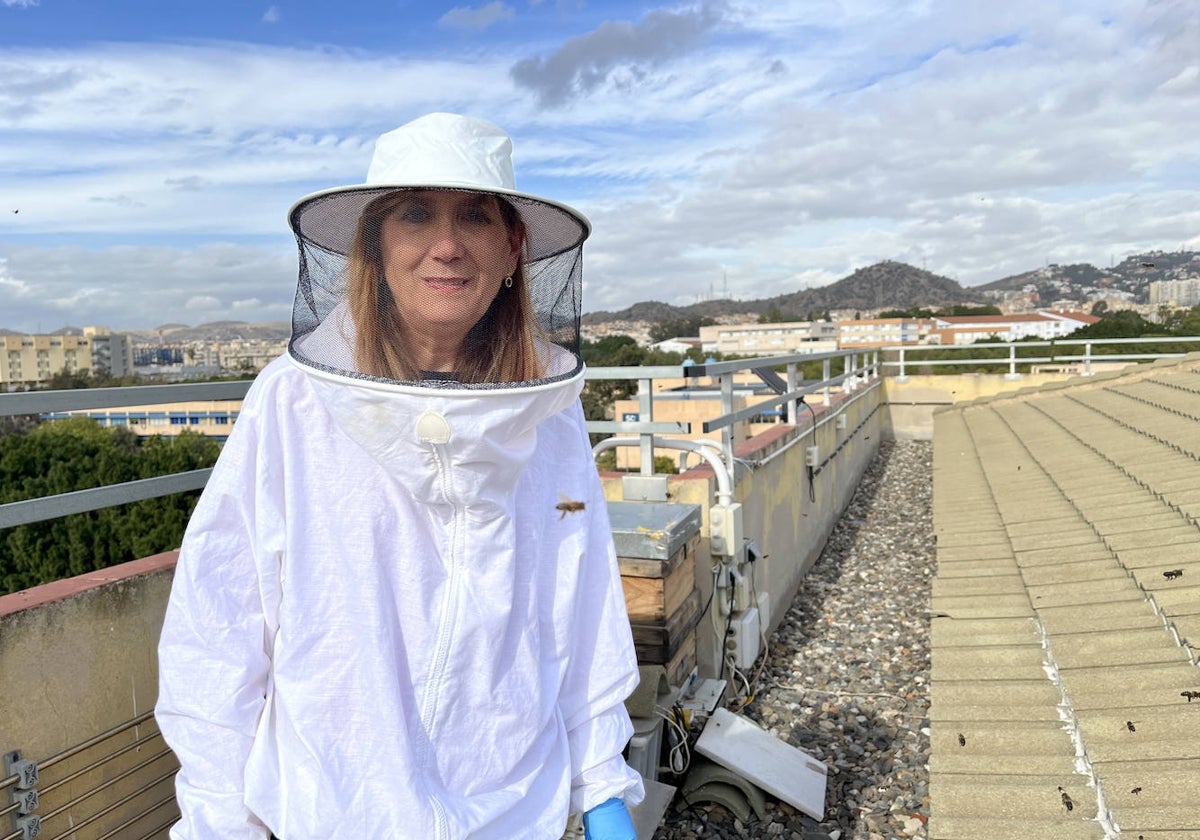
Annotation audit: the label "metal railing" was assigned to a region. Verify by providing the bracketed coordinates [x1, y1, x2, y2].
[886, 335, 1200, 379]
[0, 382, 253, 529]
[584, 348, 880, 481]
[2, 713, 176, 840]
[0, 350, 881, 531]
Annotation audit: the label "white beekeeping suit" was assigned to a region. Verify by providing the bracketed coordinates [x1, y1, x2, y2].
[155, 113, 644, 840]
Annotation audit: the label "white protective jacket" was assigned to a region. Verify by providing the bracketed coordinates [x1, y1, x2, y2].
[155, 345, 644, 839]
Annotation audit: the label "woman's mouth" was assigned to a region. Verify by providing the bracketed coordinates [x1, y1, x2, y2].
[424, 277, 471, 289]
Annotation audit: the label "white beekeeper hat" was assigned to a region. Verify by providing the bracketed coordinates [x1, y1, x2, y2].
[288, 113, 589, 262]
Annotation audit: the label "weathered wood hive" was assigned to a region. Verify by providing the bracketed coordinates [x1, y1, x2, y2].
[606, 501, 704, 687]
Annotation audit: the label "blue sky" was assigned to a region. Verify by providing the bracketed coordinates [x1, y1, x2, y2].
[2, 0, 1198, 332]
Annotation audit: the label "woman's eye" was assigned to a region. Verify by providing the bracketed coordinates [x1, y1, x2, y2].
[399, 206, 431, 223]
[461, 207, 492, 224]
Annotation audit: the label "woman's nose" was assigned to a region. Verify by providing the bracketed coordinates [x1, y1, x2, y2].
[428, 220, 468, 260]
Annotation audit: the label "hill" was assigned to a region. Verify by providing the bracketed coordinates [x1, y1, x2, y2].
[582, 260, 984, 324]
[124, 321, 292, 343]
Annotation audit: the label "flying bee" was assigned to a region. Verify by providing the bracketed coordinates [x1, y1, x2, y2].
[1181, 690, 1200, 702]
[1130, 787, 1142, 795]
[1163, 569, 1184, 580]
[1125, 720, 1136, 733]
[1058, 786, 1073, 812]
[555, 493, 586, 520]
[957, 733, 966, 747]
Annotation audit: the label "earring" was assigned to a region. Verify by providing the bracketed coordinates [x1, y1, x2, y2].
[504, 275, 513, 289]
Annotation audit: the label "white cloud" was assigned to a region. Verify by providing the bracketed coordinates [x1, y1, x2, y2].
[1, 0, 1198, 328]
[262, 6, 281, 24]
[2, 0, 39, 7]
[438, 2, 515, 31]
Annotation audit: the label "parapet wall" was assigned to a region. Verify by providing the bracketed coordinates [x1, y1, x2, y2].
[600, 382, 886, 677]
[0, 553, 180, 836]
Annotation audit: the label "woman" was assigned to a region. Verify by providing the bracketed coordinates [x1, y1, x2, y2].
[155, 113, 643, 840]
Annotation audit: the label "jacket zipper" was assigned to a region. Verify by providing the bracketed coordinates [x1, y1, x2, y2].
[420, 440, 459, 840]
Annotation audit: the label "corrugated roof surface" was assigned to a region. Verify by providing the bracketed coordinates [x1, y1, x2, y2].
[930, 354, 1200, 840]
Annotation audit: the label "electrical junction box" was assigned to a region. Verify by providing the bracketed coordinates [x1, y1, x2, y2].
[708, 502, 743, 558]
[728, 606, 761, 671]
[716, 563, 755, 616]
[804, 445, 819, 467]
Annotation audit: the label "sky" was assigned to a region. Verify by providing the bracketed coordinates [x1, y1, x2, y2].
[1, 0, 1198, 333]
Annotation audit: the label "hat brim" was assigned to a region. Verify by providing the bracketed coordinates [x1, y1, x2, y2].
[288, 184, 590, 263]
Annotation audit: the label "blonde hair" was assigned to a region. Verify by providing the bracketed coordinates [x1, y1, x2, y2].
[347, 191, 546, 383]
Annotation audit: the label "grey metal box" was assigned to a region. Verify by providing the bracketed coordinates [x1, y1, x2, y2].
[606, 501, 702, 562]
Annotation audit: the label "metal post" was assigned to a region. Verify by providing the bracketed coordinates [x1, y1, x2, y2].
[719, 371, 735, 478]
[1084, 342, 1093, 376]
[823, 358, 831, 406]
[1005, 344, 1020, 380]
[786, 363, 797, 425]
[638, 377, 653, 475]
[896, 346, 908, 382]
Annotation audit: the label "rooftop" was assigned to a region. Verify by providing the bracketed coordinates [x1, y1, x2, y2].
[930, 354, 1200, 838]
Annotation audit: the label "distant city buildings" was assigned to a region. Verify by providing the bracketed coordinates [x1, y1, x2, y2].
[1, 328, 288, 389]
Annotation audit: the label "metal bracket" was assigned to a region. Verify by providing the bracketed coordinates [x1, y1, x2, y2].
[5, 751, 41, 838]
[14, 815, 41, 839]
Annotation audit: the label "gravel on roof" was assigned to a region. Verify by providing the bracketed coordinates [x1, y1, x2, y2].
[653, 439, 934, 840]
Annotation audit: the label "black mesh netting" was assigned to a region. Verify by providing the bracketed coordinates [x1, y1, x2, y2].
[286, 187, 585, 389]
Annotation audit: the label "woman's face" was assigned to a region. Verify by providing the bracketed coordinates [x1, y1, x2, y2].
[378, 190, 522, 343]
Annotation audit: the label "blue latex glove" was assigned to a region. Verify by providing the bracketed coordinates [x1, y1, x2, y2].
[583, 797, 636, 840]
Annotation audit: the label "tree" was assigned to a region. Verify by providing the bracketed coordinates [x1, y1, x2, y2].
[1069, 309, 1153, 338]
[757, 306, 786, 324]
[0, 420, 221, 594]
[878, 307, 935, 319]
[648, 316, 716, 343]
[933, 305, 1002, 317]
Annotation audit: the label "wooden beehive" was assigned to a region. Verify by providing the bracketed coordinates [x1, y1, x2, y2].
[607, 501, 704, 685]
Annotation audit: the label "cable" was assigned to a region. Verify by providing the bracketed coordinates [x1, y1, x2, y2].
[798, 396, 818, 501]
[716, 572, 736, 682]
[654, 704, 692, 775]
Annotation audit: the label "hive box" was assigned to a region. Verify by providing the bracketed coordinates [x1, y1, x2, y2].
[607, 501, 704, 686]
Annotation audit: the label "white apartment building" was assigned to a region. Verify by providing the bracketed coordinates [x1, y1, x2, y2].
[1149, 278, 1200, 308]
[930, 311, 1099, 345]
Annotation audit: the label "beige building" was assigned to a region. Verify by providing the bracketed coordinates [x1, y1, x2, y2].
[46, 399, 244, 439]
[838, 318, 934, 349]
[0, 327, 133, 388]
[699, 321, 838, 356]
[611, 386, 782, 470]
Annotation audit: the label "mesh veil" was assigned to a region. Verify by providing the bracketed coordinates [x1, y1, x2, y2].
[287, 187, 585, 389]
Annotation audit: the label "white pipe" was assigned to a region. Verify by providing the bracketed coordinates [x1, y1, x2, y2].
[592, 435, 733, 507]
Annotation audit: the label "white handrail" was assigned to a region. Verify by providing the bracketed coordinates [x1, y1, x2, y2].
[592, 435, 733, 507]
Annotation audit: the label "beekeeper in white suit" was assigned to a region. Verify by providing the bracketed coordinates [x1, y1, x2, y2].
[155, 113, 644, 840]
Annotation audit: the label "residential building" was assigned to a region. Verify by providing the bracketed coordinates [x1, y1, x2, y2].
[699, 320, 838, 356]
[838, 318, 934, 349]
[1149, 278, 1200, 308]
[44, 399, 244, 440]
[0, 328, 133, 388]
[930, 311, 1099, 345]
